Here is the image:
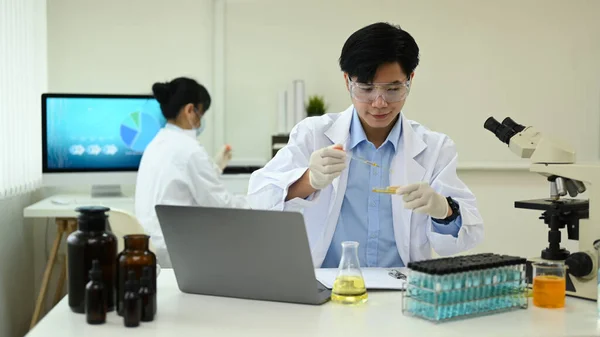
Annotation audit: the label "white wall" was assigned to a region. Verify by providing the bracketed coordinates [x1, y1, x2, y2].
[47, 0, 218, 154]
[47, 0, 600, 164]
[224, 0, 600, 164]
[42, 0, 596, 287]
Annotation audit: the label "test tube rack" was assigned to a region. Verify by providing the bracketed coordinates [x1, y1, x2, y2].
[402, 253, 529, 322]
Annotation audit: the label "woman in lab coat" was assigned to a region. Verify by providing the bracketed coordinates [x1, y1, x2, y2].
[135, 77, 248, 267]
[247, 23, 484, 268]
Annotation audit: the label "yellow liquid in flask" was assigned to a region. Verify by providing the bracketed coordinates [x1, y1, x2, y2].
[331, 275, 368, 304]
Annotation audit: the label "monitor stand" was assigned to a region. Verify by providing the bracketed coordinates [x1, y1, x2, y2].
[91, 185, 124, 198]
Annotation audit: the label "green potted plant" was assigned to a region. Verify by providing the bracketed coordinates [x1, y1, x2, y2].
[305, 95, 328, 117]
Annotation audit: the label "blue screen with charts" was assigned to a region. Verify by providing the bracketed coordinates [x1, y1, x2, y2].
[44, 95, 166, 171]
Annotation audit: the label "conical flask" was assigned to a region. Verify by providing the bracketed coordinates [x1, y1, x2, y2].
[331, 241, 368, 304]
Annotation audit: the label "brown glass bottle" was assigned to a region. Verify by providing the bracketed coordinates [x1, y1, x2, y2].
[67, 206, 118, 313]
[138, 266, 156, 322]
[85, 260, 106, 324]
[123, 270, 141, 328]
[116, 234, 156, 316]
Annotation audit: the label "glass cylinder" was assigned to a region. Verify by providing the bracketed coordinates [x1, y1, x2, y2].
[532, 261, 566, 308]
[116, 234, 157, 316]
[331, 241, 368, 304]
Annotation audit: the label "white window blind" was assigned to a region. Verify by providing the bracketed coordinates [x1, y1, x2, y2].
[0, 0, 47, 198]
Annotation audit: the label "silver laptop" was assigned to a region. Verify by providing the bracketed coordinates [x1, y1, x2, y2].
[154, 205, 331, 305]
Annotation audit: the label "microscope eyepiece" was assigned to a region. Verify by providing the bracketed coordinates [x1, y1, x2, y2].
[502, 117, 526, 133]
[484, 117, 517, 145]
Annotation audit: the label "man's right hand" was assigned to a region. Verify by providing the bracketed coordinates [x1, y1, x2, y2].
[308, 144, 347, 190]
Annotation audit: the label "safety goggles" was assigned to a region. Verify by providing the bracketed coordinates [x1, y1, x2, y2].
[348, 79, 411, 103]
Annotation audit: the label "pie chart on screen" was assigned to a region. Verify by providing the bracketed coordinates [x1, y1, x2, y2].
[119, 111, 161, 152]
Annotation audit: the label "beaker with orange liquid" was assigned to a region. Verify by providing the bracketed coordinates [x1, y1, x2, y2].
[532, 262, 567, 308]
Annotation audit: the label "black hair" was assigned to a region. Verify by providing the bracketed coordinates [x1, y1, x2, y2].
[339, 22, 420, 83]
[151, 77, 211, 120]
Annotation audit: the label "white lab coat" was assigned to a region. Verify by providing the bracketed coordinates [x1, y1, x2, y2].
[135, 124, 248, 267]
[247, 105, 484, 267]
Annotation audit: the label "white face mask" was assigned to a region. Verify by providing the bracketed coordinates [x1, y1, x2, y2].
[189, 107, 205, 137]
[195, 117, 206, 137]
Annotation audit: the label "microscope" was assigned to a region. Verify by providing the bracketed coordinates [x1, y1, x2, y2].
[484, 117, 600, 301]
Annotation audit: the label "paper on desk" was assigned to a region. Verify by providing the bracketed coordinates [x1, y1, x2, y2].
[315, 267, 407, 290]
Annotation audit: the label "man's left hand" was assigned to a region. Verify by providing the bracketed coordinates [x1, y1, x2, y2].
[395, 182, 450, 219]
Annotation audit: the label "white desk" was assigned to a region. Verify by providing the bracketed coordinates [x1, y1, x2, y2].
[25, 269, 600, 337]
[23, 174, 251, 218]
[24, 194, 136, 218]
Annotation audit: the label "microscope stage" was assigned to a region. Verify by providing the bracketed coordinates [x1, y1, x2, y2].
[515, 198, 589, 212]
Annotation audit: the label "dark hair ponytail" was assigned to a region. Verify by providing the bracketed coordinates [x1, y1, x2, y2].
[152, 77, 211, 120]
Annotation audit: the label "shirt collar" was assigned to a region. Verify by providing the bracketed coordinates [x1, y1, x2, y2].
[348, 109, 368, 150]
[348, 109, 403, 151]
[385, 114, 403, 152]
[165, 122, 197, 140]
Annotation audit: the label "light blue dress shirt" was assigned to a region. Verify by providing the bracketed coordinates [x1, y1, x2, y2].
[321, 110, 462, 268]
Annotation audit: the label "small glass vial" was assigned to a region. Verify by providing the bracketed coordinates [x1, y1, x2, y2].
[85, 260, 106, 325]
[139, 266, 156, 322]
[123, 270, 141, 327]
[331, 241, 368, 305]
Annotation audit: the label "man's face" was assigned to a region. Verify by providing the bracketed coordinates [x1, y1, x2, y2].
[345, 62, 413, 130]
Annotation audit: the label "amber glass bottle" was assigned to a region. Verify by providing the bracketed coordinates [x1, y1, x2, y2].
[116, 234, 156, 316]
[85, 260, 106, 324]
[67, 206, 118, 313]
[138, 266, 156, 322]
[123, 270, 141, 328]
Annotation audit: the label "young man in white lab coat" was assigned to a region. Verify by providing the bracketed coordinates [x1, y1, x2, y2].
[247, 22, 484, 268]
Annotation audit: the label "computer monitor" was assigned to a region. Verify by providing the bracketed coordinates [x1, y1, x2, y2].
[42, 93, 166, 197]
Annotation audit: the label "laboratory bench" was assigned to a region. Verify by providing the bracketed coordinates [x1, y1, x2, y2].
[26, 269, 600, 337]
